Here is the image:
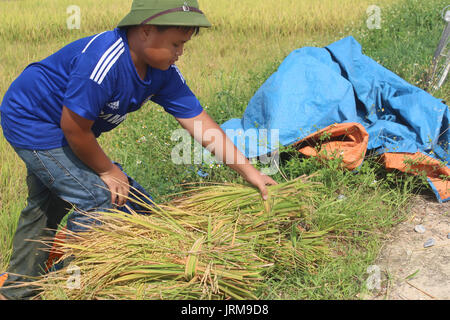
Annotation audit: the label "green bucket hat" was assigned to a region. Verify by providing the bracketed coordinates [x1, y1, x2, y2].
[117, 0, 211, 28]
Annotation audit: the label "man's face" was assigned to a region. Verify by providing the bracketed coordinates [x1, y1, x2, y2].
[139, 26, 194, 70]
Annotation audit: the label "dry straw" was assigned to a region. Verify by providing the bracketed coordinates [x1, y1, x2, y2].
[33, 175, 331, 300]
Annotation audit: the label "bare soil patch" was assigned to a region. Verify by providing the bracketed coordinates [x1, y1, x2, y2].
[364, 193, 450, 300]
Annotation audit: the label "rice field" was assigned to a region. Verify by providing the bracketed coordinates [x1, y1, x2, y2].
[1, 0, 448, 299]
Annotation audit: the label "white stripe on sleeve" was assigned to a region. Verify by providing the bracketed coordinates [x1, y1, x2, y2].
[97, 47, 125, 84]
[90, 38, 123, 82]
[93, 42, 124, 83]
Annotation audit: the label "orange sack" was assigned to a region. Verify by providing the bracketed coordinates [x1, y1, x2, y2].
[291, 122, 449, 202]
[293, 122, 369, 170]
[0, 273, 7, 288]
[381, 152, 450, 201]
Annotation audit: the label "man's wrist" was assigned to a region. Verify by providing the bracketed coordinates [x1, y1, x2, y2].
[98, 162, 116, 176]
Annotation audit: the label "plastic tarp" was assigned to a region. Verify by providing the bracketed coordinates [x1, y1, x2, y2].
[220, 36, 450, 202]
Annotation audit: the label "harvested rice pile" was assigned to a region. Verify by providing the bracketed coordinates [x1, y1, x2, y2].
[35, 176, 331, 300]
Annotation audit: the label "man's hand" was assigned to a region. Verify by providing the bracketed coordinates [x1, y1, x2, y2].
[98, 164, 130, 207]
[61, 106, 130, 206]
[241, 170, 277, 200]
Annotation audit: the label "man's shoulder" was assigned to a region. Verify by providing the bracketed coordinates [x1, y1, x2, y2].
[72, 29, 127, 85]
[80, 29, 123, 57]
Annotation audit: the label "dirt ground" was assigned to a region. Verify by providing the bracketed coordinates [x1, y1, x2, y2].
[362, 193, 449, 300]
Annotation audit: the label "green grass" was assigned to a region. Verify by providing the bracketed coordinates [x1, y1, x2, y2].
[253, 148, 428, 299]
[355, 0, 450, 101]
[0, 0, 448, 299]
[0, 143, 26, 271]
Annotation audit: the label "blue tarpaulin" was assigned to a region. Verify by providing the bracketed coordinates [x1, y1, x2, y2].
[220, 36, 450, 202]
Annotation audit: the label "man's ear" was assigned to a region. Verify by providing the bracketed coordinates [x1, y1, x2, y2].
[139, 25, 155, 41]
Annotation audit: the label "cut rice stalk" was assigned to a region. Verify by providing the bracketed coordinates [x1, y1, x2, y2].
[184, 236, 204, 281]
[34, 176, 330, 300]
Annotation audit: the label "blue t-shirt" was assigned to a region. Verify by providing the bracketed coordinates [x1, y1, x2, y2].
[0, 28, 203, 150]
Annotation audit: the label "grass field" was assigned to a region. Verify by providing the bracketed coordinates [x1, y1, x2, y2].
[0, 0, 449, 299]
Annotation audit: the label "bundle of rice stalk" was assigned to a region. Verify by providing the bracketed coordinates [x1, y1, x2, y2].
[166, 175, 331, 272]
[34, 175, 330, 300]
[35, 206, 271, 300]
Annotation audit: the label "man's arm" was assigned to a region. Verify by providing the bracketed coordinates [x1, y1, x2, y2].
[175, 110, 277, 200]
[60, 106, 129, 206]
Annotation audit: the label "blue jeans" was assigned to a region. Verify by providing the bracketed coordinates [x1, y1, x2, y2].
[0, 145, 112, 299]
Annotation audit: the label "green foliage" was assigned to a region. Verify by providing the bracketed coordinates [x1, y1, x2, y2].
[355, 0, 450, 101]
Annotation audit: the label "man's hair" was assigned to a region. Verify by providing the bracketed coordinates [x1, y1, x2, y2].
[120, 25, 200, 36]
[155, 25, 200, 36]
